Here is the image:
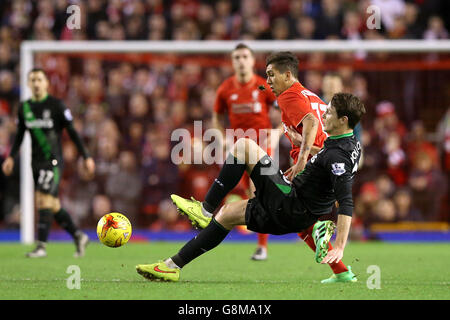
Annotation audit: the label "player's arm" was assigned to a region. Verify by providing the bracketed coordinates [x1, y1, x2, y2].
[321, 214, 351, 264]
[286, 113, 318, 180]
[285, 125, 321, 155]
[298, 113, 319, 164]
[2, 105, 26, 176]
[60, 104, 95, 177]
[321, 151, 354, 264]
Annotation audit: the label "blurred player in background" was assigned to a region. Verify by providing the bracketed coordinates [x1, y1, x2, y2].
[1, 68, 95, 258]
[212, 43, 280, 261]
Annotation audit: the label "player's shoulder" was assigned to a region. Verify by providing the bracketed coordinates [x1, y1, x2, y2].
[278, 83, 309, 106]
[323, 135, 360, 162]
[218, 76, 236, 90]
[47, 95, 64, 106]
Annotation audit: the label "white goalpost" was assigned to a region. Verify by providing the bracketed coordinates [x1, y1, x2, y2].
[19, 39, 450, 244]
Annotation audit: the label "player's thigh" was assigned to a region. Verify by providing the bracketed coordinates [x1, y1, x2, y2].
[33, 164, 62, 205]
[35, 191, 60, 212]
[215, 199, 248, 230]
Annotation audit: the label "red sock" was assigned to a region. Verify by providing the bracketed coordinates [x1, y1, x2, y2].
[257, 233, 268, 247]
[298, 225, 348, 274]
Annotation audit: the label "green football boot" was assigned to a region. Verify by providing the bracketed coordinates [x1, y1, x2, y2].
[136, 260, 180, 282]
[312, 220, 336, 263]
[171, 194, 212, 229]
[321, 265, 358, 284]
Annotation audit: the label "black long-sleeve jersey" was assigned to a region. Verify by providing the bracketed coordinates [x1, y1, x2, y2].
[292, 132, 361, 217]
[9, 94, 89, 166]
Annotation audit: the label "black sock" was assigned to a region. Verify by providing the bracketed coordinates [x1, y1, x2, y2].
[171, 218, 230, 268]
[54, 208, 78, 238]
[37, 209, 53, 243]
[203, 153, 247, 213]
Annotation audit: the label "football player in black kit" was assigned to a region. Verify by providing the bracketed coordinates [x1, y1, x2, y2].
[2, 69, 95, 258]
[136, 92, 366, 282]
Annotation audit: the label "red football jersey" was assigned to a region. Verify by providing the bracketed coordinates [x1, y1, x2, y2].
[214, 74, 276, 135]
[277, 82, 328, 163]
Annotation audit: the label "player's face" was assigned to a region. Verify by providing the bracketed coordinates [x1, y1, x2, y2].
[231, 48, 255, 76]
[266, 64, 287, 97]
[28, 71, 49, 99]
[322, 104, 343, 135]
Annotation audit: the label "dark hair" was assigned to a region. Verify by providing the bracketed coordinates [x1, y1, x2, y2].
[331, 93, 366, 129]
[232, 43, 254, 55]
[265, 51, 299, 78]
[28, 68, 48, 78]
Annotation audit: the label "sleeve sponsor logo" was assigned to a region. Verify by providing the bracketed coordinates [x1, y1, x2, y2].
[331, 162, 346, 176]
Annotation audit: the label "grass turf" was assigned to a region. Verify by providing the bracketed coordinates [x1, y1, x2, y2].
[0, 241, 448, 300]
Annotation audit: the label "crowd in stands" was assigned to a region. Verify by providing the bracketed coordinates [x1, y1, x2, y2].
[0, 0, 448, 237]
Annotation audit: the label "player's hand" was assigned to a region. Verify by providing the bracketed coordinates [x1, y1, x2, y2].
[286, 126, 302, 147]
[2, 156, 14, 176]
[321, 247, 344, 264]
[84, 157, 95, 179]
[284, 158, 306, 181]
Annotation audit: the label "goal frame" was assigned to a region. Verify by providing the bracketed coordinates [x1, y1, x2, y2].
[19, 39, 450, 243]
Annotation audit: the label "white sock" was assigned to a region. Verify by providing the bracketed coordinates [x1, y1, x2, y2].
[164, 258, 181, 269]
[201, 204, 213, 218]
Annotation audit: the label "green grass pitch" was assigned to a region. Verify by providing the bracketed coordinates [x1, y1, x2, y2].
[0, 241, 448, 300]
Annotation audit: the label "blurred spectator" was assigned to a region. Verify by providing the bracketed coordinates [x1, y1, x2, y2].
[60, 158, 99, 226]
[315, 0, 342, 39]
[373, 101, 407, 144]
[406, 121, 439, 169]
[383, 131, 407, 186]
[92, 194, 112, 222]
[178, 137, 222, 202]
[372, 198, 396, 223]
[423, 15, 448, 40]
[105, 150, 143, 223]
[321, 72, 343, 103]
[150, 198, 191, 231]
[295, 15, 317, 39]
[409, 151, 447, 221]
[403, 2, 423, 39]
[393, 188, 421, 221]
[141, 135, 179, 225]
[271, 17, 290, 40]
[374, 174, 395, 199]
[341, 10, 363, 40]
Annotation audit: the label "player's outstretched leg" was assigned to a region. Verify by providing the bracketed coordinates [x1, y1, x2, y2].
[171, 195, 212, 229]
[136, 260, 180, 282]
[173, 138, 266, 229]
[137, 201, 247, 282]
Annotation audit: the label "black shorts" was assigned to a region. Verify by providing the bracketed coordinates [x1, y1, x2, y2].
[245, 155, 318, 235]
[32, 162, 62, 197]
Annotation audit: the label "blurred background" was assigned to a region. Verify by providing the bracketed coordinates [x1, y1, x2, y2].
[0, 0, 448, 241]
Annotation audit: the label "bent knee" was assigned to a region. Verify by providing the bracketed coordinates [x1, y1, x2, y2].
[215, 200, 248, 229]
